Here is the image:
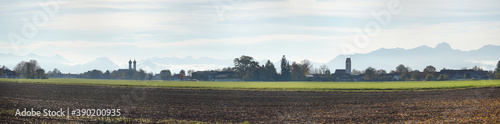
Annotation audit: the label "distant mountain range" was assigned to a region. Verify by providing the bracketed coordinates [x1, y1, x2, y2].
[326, 43, 500, 72]
[0, 54, 234, 73]
[0, 54, 121, 73]
[1, 42, 499, 73]
[136, 57, 233, 73]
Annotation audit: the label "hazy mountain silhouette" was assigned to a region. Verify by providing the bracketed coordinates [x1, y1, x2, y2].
[0, 54, 120, 73]
[326, 42, 500, 72]
[1, 42, 498, 73]
[0, 53, 69, 65]
[0, 53, 70, 71]
[136, 57, 233, 73]
[59, 57, 121, 73]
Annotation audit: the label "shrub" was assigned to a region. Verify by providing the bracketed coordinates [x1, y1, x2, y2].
[425, 74, 435, 81]
[437, 74, 449, 81]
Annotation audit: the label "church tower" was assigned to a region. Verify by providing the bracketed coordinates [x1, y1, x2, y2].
[133, 59, 137, 71]
[346, 58, 351, 74]
[128, 59, 132, 70]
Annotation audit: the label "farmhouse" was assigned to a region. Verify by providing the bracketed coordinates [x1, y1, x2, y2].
[1, 69, 17, 78]
[191, 71, 241, 81]
[214, 72, 241, 81]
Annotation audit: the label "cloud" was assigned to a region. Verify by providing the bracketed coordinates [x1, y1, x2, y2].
[470, 60, 498, 66]
[45, 12, 180, 31]
[61, 2, 164, 10]
[213, 0, 380, 21]
[470, 60, 498, 70]
[137, 34, 346, 48]
[1, 0, 500, 66]
[2, 20, 500, 63]
[2, 34, 345, 49]
[395, 0, 500, 18]
[141, 63, 227, 73]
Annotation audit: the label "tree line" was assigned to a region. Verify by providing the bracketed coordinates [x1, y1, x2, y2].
[360, 64, 498, 81]
[187, 55, 500, 81]
[0, 60, 48, 79]
[188, 55, 320, 81]
[2, 57, 500, 81]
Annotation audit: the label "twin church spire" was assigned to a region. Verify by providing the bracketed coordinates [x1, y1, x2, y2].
[128, 59, 136, 71]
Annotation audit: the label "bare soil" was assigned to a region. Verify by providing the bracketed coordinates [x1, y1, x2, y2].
[1, 82, 499, 123]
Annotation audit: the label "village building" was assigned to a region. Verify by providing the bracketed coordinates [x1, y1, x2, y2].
[334, 58, 352, 81]
[1, 69, 16, 78]
[117, 59, 137, 73]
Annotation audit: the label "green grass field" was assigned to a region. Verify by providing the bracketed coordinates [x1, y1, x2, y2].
[1, 78, 500, 91]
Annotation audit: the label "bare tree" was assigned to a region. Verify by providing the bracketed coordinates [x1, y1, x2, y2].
[351, 69, 362, 75]
[14, 60, 42, 79]
[187, 70, 194, 77]
[0, 66, 4, 76]
[472, 66, 483, 71]
[178, 70, 186, 80]
[376, 69, 387, 74]
[320, 65, 329, 75]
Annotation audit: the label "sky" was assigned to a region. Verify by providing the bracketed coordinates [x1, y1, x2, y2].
[1, 0, 500, 68]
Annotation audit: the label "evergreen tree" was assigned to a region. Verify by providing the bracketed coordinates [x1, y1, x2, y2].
[280, 55, 291, 81]
[261, 60, 277, 81]
[103, 70, 111, 79]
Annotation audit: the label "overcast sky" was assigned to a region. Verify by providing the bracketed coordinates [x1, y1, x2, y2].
[1, 0, 500, 66]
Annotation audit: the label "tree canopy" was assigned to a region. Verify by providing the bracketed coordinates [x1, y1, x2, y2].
[14, 60, 47, 79]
